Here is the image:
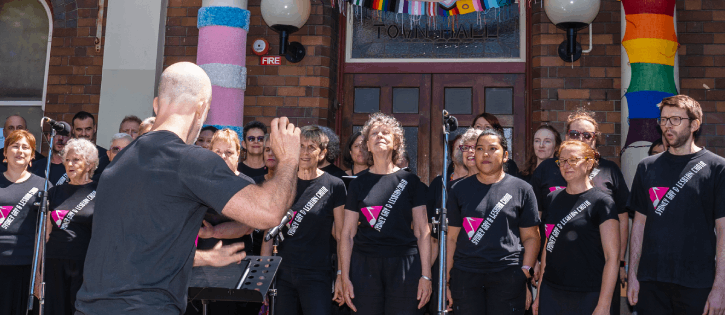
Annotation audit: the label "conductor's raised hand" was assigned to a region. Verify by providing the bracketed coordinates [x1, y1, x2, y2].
[270, 117, 301, 164]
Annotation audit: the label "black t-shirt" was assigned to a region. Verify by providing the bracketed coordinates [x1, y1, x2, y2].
[278, 173, 346, 270]
[447, 175, 540, 273]
[321, 163, 348, 180]
[252, 174, 267, 184]
[628, 149, 725, 289]
[345, 169, 427, 256]
[541, 188, 618, 291]
[506, 159, 520, 178]
[47, 182, 97, 260]
[0, 174, 46, 265]
[530, 157, 630, 215]
[75, 131, 252, 315]
[427, 175, 465, 231]
[92, 145, 110, 182]
[238, 161, 267, 178]
[31, 157, 69, 186]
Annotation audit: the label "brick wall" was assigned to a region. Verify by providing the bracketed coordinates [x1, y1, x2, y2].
[45, 0, 108, 123]
[163, 0, 340, 128]
[531, 0, 725, 162]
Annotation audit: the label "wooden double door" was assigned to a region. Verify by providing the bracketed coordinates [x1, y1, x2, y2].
[342, 73, 526, 184]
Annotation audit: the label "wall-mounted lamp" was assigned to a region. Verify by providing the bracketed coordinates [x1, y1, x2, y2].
[544, 0, 600, 62]
[261, 0, 310, 63]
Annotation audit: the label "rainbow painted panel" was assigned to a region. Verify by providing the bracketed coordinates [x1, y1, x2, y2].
[347, 0, 511, 16]
[622, 0, 678, 147]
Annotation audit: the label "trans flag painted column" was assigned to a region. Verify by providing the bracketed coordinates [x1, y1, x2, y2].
[620, 0, 679, 184]
[197, 0, 250, 130]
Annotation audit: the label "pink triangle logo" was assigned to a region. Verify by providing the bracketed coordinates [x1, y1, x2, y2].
[545, 224, 555, 239]
[549, 186, 566, 192]
[0, 206, 12, 225]
[286, 211, 298, 228]
[463, 217, 484, 240]
[649, 187, 669, 208]
[51, 210, 69, 227]
[361, 206, 383, 227]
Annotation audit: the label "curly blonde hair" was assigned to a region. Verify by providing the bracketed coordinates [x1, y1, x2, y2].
[360, 112, 406, 166]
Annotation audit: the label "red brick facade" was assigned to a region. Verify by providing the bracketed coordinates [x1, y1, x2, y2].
[531, 0, 725, 163]
[163, 0, 340, 128]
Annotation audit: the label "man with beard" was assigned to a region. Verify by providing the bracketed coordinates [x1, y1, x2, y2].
[74, 62, 301, 315]
[32, 121, 71, 185]
[627, 95, 725, 315]
[71, 111, 110, 180]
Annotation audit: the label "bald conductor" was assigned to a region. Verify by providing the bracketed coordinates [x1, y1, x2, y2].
[74, 62, 301, 314]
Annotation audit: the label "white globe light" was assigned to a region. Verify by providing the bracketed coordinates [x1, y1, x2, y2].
[261, 0, 311, 31]
[544, 0, 600, 29]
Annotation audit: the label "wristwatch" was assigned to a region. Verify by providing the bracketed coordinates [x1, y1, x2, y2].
[521, 265, 532, 278]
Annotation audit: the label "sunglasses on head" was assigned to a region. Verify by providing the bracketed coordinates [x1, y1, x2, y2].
[567, 130, 595, 140]
[247, 136, 264, 142]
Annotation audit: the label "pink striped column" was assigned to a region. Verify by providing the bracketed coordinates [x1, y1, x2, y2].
[197, 0, 250, 127]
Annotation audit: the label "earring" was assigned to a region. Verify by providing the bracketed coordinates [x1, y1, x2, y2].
[2, 158, 6, 163]
[29, 161, 32, 167]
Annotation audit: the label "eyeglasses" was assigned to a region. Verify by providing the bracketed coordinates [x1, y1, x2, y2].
[555, 157, 591, 167]
[110, 146, 124, 154]
[657, 116, 690, 126]
[567, 130, 596, 141]
[247, 136, 265, 142]
[459, 145, 475, 152]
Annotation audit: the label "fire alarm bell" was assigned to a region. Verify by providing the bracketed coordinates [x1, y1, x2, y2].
[252, 39, 269, 56]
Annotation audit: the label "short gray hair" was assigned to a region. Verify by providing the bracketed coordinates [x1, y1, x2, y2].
[461, 128, 483, 146]
[110, 133, 133, 146]
[61, 138, 99, 177]
[452, 136, 464, 166]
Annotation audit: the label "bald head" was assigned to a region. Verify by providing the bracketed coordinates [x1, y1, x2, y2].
[4, 115, 27, 138]
[158, 62, 212, 108]
[153, 62, 213, 145]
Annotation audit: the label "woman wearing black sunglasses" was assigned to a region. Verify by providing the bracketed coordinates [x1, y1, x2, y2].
[238, 120, 269, 178]
[529, 109, 629, 315]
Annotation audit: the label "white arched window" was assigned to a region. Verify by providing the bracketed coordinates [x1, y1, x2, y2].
[0, 0, 52, 107]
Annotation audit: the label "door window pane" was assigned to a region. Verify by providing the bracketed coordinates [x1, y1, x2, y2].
[354, 88, 380, 113]
[485, 88, 513, 115]
[393, 88, 418, 113]
[444, 88, 472, 115]
[403, 127, 418, 175]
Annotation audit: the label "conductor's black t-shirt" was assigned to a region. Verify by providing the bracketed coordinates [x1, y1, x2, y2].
[345, 169, 427, 257]
[447, 175, 540, 273]
[75, 131, 252, 315]
[541, 188, 618, 291]
[530, 157, 630, 215]
[238, 162, 267, 178]
[47, 182, 97, 260]
[628, 149, 725, 289]
[278, 173, 346, 270]
[0, 174, 45, 265]
[31, 157, 69, 186]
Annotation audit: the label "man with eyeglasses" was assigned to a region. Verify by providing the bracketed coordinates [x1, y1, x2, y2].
[107, 133, 132, 162]
[31, 121, 71, 185]
[627, 95, 725, 315]
[238, 120, 269, 178]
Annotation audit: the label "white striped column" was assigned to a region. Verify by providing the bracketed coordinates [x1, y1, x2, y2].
[197, 0, 250, 128]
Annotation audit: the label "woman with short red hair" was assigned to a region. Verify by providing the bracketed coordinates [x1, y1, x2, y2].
[0, 130, 47, 314]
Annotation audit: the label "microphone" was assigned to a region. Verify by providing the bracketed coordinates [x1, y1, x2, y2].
[264, 210, 295, 241]
[443, 110, 458, 132]
[42, 117, 71, 136]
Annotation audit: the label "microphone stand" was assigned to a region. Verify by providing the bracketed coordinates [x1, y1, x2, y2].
[268, 233, 281, 315]
[433, 110, 454, 315]
[28, 128, 55, 315]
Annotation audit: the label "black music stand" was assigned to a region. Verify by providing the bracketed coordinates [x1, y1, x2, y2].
[188, 256, 282, 315]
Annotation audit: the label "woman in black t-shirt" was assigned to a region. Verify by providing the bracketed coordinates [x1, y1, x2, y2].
[340, 113, 432, 315]
[532, 141, 619, 315]
[261, 126, 346, 315]
[45, 138, 99, 315]
[0, 130, 46, 315]
[445, 129, 540, 315]
[520, 125, 561, 183]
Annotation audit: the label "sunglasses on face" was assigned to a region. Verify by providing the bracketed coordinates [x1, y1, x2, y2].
[567, 130, 595, 141]
[247, 136, 264, 142]
[555, 157, 591, 167]
[459, 145, 475, 152]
